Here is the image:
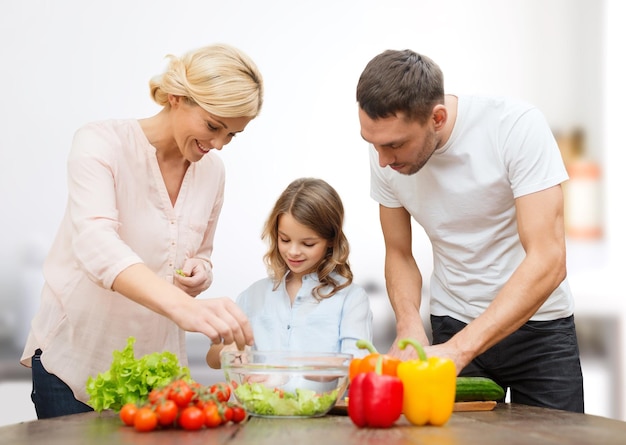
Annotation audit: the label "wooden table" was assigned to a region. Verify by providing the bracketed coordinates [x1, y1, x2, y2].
[1, 403, 625, 445]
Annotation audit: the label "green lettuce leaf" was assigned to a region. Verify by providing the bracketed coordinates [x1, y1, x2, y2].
[85, 337, 190, 412]
[234, 382, 338, 416]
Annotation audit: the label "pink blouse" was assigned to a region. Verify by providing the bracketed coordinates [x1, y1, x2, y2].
[20, 119, 225, 403]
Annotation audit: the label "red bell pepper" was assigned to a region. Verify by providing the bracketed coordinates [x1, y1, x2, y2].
[348, 356, 403, 428]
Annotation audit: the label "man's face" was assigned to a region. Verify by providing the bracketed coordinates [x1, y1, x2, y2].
[359, 108, 439, 176]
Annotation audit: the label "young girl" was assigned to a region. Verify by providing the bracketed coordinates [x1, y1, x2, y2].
[206, 177, 373, 368]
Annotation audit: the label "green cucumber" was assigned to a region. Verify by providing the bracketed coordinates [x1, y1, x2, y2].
[455, 377, 505, 402]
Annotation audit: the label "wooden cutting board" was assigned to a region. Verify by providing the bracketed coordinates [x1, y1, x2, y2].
[452, 400, 497, 411]
[329, 400, 497, 415]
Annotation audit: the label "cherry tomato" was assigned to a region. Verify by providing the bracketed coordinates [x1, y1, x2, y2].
[202, 403, 222, 428]
[231, 406, 247, 423]
[148, 388, 167, 405]
[119, 403, 138, 427]
[134, 407, 158, 432]
[221, 404, 234, 423]
[169, 380, 194, 408]
[210, 383, 231, 402]
[196, 397, 216, 411]
[178, 406, 205, 431]
[273, 388, 285, 398]
[156, 399, 178, 427]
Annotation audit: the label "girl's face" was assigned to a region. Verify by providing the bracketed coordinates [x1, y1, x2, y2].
[277, 213, 330, 278]
[170, 95, 252, 162]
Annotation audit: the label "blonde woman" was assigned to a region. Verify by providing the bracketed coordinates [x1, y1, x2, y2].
[21, 43, 263, 418]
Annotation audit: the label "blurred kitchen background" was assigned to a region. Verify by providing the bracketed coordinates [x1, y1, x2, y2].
[1, 0, 624, 426]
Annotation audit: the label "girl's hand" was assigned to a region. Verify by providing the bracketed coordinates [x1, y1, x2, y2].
[174, 258, 213, 296]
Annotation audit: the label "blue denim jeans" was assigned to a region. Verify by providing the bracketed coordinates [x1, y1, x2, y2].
[431, 314, 585, 413]
[31, 349, 93, 419]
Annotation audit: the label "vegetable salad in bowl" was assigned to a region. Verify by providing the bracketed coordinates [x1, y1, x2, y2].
[221, 350, 352, 418]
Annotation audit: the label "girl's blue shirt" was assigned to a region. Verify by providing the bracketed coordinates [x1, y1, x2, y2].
[236, 272, 373, 358]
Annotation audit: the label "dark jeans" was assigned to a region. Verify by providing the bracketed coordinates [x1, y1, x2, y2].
[31, 349, 93, 419]
[431, 314, 585, 413]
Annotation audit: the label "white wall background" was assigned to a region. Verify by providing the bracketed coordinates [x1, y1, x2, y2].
[1, 0, 623, 424]
[0, 0, 605, 343]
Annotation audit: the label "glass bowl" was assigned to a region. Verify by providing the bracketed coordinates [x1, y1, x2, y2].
[221, 350, 352, 418]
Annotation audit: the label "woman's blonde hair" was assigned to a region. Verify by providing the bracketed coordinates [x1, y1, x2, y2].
[150, 43, 263, 118]
[262, 178, 353, 300]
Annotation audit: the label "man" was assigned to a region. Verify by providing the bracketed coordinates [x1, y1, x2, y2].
[357, 49, 584, 412]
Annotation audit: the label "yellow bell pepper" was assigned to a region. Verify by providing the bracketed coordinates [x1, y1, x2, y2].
[397, 338, 456, 426]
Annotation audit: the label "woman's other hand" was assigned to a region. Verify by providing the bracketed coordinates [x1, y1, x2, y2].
[174, 258, 213, 296]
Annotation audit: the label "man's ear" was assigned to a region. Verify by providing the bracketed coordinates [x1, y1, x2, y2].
[432, 104, 447, 131]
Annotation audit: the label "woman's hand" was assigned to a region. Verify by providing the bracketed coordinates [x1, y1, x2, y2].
[113, 263, 254, 350]
[172, 296, 255, 350]
[174, 258, 212, 297]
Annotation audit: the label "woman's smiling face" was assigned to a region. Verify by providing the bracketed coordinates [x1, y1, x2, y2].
[170, 95, 252, 161]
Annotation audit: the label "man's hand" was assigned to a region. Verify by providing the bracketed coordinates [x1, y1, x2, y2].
[387, 323, 431, 360]
[422, 342, 467, 376]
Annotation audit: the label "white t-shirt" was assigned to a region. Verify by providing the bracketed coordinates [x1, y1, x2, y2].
[370, 95, 574, 323]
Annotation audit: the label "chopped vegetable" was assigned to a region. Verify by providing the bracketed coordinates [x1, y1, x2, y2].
[234, 382, 338, 417]
[86, 337, 190, 412]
